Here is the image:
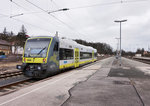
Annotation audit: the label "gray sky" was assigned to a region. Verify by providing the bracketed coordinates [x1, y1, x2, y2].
[0, 0, 150, 52]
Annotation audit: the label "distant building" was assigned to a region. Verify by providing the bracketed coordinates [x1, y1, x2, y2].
[11, 42, 24, 55]
[0, 39, 11, 55]
[143, 51, 148, 55]
[135, 54, 142, 57]
[143, 51, 150, 57]
[12, 46, 23, 54]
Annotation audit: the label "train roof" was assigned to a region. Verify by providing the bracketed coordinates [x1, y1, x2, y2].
[59, 38, 97, 52]
[27, 36, 52, 39]
[27, 36, 97, 52]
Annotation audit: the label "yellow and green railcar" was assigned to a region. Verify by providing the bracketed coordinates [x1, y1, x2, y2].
[17, 36, 97, 78]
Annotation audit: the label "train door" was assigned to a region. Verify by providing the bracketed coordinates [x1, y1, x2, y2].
[74, 48, 79, 67]
[49, 41, 59, 69]
[92, 50, 94, 62]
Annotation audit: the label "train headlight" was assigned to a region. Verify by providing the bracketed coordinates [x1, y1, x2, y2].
[16, 65, 22, 69]
[18, 66, 21, 69]
[37, 66, 41, 70]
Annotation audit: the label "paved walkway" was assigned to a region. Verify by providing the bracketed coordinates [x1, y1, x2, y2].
[63, 57, 150, 106]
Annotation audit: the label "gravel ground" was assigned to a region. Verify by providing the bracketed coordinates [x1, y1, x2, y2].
[0, 61, 22, 74]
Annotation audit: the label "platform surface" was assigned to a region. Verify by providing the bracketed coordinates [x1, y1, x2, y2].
[0, 57, 150, 106]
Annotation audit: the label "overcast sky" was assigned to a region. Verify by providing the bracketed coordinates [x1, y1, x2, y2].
[0, 0, 150, 52]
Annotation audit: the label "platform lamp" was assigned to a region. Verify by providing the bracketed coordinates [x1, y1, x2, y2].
[114, 19, 127, 66]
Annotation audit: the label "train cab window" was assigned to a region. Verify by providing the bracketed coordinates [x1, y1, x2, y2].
[54, 42, 58, 52]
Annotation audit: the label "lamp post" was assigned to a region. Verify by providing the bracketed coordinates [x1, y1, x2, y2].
[114, 19, 127, 66]
[115, 37, 120, 58]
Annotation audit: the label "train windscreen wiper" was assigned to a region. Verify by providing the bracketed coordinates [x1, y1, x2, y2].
[37, 47, 46, 55]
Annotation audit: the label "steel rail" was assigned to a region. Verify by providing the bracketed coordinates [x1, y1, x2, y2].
[0, 71, 23, 79]
[0, 77, 31, 89]
[133, 57, 150, 64]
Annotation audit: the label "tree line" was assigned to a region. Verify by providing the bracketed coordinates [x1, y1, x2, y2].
[0, 25, 27, 52]
[117, 48, 150, 57]
[74, 39, 113, 55]
[1, 25, 149, 57]
[75, 39, 150, 57]
[0, 26, 114, 55]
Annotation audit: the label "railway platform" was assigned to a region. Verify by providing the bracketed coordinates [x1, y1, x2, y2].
[63, 57, 150, 106]
[0, 57, 150, 106]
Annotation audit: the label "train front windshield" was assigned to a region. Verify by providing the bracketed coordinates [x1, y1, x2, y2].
[24, 38, 51, 58]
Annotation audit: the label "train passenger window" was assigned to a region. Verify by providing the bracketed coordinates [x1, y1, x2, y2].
[80, 52, 92, 59]
[54, 42, 58, 52]
[59, 48, 73, 60]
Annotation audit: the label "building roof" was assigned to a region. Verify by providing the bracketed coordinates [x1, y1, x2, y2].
[0, 39, 11, 46]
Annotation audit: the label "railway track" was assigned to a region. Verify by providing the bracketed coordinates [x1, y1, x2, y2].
[133, 58, 150, 64]
[0, 71, 23, 79]
[125, 56, 150, 65]
[0, 70, 25, 88]
[132, 57, 150, 65]
[0, 77, 31, 88]
[0, 70, 31, 96]
[0, 57, 106, 96]
[0, 75, 32, 96]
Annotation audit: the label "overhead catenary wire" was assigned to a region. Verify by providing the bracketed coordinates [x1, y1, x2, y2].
[10, 0, 28, 11]
[8, 0, 60, 34]
[11, 0, 75, 35]
[24, 0, 48, 12]
[11, 18, 52, 33]
[0, 12, 52, 33]
[0, 13, 9, 17]
[69, 0, 148, 10]
[24, 0, 88, 37]
[0, 13, 11, 19]
[9, 0, 54, 21]
[7, 0, 79, 36]
[24, 0, 73, 28]
[123, 0, 148, 3]
[50, 1, 78, 28]
[9, 0, 50, 18]
[3, 0, 148, 37]
[10, 0, 148, 15]
[10, 13, 24, 18]
[27, 0, 148, 38]
[50, 0, 90, 38]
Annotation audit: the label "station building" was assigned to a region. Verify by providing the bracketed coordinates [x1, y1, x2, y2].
[0, 39, 11, 55]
